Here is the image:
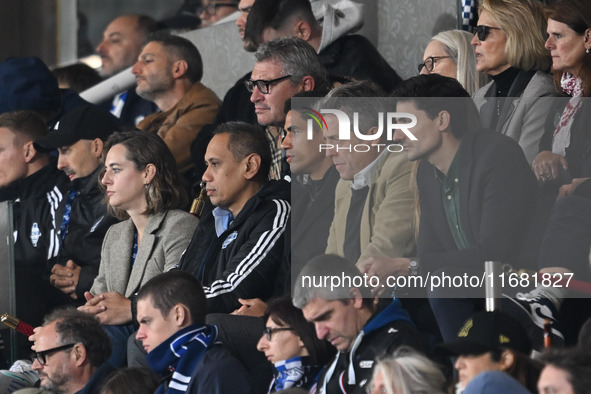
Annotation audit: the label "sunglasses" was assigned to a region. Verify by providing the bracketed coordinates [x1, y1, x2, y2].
[244, 75, 292, 94]
[262, 327, 294, 341]
[31, 343, 76, 366]
[474, 25, 502, 41]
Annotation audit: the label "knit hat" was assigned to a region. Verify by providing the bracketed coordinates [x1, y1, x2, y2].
[0, 57, 61, 115]
[438, 310, 532, 356]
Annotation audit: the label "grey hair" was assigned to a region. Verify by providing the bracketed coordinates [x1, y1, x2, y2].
[292, 254, 373, 310]
[254, 36, 329, 91]
[431, 30, 489, 95]
[369, 346, 447, 394]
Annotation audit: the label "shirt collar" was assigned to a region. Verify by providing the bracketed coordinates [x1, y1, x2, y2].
[350, 150, 388, 190]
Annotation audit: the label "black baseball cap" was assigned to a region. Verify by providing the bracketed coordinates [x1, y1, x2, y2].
[34, 105, 120, 151]
[437, 310, 532, 356]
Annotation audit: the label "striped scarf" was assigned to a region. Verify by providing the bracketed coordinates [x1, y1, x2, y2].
[148, 324, 220, 393]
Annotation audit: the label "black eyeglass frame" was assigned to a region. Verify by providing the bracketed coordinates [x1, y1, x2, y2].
[244, 75, 293, 94]
[474, 25, 502, 41]
[262, 327, 294, 341]
[32, 343, 76, 365]
[417, 56, 453, 73]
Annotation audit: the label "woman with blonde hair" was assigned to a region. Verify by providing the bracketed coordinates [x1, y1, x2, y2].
[367, 346, 447, 394]
[472, 0, 556, 164]
[419, 29, 489, 95]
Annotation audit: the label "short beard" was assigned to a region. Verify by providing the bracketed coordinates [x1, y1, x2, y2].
[40, 372, 73, 394]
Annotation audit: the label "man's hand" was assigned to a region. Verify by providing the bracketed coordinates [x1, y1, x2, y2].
[231, 298, 267, 317]
[358, 257, 411, 297]
[78, 291, 131, 325]
[50, 260, 81, 299]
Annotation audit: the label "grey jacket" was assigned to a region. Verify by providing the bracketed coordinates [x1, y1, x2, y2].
[473, 70, 556, 165]
[91, 209, 198, 297]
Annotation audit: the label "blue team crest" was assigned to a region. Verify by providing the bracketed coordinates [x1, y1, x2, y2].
[30, 223, 41, 247]
[222, 231, 238, 249]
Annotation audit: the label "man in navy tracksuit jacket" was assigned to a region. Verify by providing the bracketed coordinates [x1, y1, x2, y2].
[177, 122, 289, 314]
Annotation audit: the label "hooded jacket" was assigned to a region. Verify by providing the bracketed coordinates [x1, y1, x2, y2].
[178, 180, 290, 313]
[316, 299, 425, 394]
[315, 0, 402, 92]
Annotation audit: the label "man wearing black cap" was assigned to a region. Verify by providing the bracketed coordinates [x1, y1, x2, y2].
[438, 310, 538, 394]
[34, 105, 120, 309]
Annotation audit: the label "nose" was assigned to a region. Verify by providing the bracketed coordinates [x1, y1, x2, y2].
[454, 356, 465, 370]
[236, 12, 246, 28]
[202, 166, 213, 183]
[31, 358, 42, 371]
[419, 65, 429, 75]
[131, 61, 141, 76]
[281, 131, 292, 150]
[392, 128, 408, 144]
[250, 86, 263, 103]
[101, 170, 111, 186]
[471, 33, 479, 47]
[57, 154, 67, 170]
[136, 326, 145, 341]
[545, 36, 553, 50]
[96, 40, 106, 55]
[256, 334, 268, 352]
[315, 323, 329, 340]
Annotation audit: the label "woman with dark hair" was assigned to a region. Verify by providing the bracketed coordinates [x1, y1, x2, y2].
[256, 296, 335, 393]
[80, 130, 198, 366]
[534, 0, 591, 189]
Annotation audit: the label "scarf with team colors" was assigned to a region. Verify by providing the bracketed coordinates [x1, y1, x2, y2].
[148, 324, 220, 393]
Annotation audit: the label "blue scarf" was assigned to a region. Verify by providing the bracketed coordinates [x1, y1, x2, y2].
[271, 356, 323, 392]
[148, 324, 220, 393]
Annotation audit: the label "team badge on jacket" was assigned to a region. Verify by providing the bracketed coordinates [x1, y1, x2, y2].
[222, 231, 238, 249]
[30, 223, 41, 247]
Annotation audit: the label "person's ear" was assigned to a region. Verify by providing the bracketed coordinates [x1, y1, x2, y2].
[72, 343, 87, 367]
[585, 28, 591, 49]
[171, 59, 189, 79]
[243, 153, 261, 180]
[294, 20, 312, 41]
[92, 138, 104, 158]
[23, 141, 36, 163]
[348, 288, 364, 309]
[301, 75, 315, 92]
[143, 163, 156, 185]
[172, 304, 190, 326]
[438, 111, 451, 131]
[499, 349, 515, 371]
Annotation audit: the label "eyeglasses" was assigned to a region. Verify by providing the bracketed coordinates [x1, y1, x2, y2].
[262, 327, 294, 341]
[198, 2, 238, 16]
[474, 25, 502, 41]
[417, 56, 452, 73]
[31, 343, 76, 366]
[245, 75, 292, 94]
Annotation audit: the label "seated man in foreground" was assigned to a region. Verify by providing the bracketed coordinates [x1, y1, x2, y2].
[136, 270, 251, 393]
[293, 254, 425, 393]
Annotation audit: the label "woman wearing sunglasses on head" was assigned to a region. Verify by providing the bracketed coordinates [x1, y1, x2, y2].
[419, 29, 489, 95]
[472, 0, 556, 165]
[256, 296, 335, 393]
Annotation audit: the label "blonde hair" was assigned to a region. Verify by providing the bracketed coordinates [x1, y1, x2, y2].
[479, 0, 551, 72]
[369, 346, 446, 394]
[431, 30, 490, 95]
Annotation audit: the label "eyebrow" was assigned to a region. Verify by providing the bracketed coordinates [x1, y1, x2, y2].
[309, 309, 332, 322]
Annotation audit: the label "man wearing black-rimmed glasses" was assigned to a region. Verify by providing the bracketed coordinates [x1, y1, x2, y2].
[247, 36, 328, 180]
[30, 308, 113, 394]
